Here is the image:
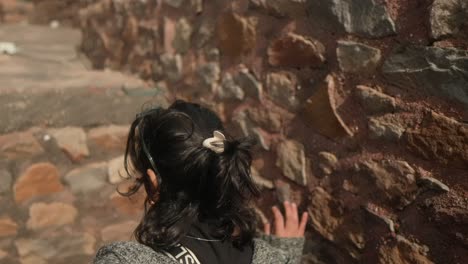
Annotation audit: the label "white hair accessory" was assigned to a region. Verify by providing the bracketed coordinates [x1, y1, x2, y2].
[202, 131, 226, 154]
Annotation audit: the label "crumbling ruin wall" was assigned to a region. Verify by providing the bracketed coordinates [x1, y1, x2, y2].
[2, 0, 467, 263]
[76, 0, 468, 263]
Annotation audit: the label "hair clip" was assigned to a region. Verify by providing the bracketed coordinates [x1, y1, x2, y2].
[203, 131, 226, 154]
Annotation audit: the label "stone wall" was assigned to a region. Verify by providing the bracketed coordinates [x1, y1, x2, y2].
[74, 1, 468, 263]
[2, 0, 468, 263]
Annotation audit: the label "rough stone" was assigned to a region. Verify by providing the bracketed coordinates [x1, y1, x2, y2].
[195, 19, 214, 48]
[251, 127, 271, 151]
[197, 62, 220, 92]
[268, 33, 325, 68]
[217, 12, 256, 58]
[246, 107, 283, 133]
[234, 68, 262, 100]
[0, 217, 18, 237]
[173, 18, 192, 53]
[205, 48, 220, 61]
[26, 202, 78, 230]
[328, 0, 396, 37]
[405, 111, 468, 168]
[430, 0, 468, 39]
[101, 220, 138, 242]
[363, 202, 396, 233]
[0, 130, 44, 160]
[164, 0, 185, 8]
[14, 233, 95, 261]
[418, 177, 450, 193]
[266, 72, 300, 111]
[276, 139, 307, 186]
[361, 160, 418, 206]
[303, 75, 353, 138]
[160, 53, 183, 82]
[108, 155, 126, 184]
[251, 167, 274, 189]
[422, 190, 468, 243]
[14, 163, 64, 204]
[0, 169, 12, 194]
[64, 162, 108, 194]
[87, 125, 128, 152]
[232, 111, 270, 150]
[318, 152, 338, 175]
[250, 0, 308, 17]
[382, 46, 468, 107]
[307, 187, 342, 241]
[218, 73, 244, 100]
[378, 235, 434, 264]
[369, 117, 405, 141]
[356, 86, 396, 114]
[49, 127, 89, 162]
[337, 40, 381, 74]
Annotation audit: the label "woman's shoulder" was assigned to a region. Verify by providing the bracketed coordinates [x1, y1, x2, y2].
[94, 241, 176, 264]
[252, 235, 305, 264]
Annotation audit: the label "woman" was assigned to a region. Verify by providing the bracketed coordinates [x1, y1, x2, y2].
[94, 100, 308, 264]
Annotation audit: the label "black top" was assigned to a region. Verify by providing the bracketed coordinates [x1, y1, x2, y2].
[177, 219, 254, 264]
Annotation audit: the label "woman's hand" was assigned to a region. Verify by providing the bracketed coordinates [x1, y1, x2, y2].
[263, 201, 308, 238]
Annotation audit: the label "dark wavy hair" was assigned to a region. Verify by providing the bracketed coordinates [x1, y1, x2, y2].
[121, 100, 260, 250]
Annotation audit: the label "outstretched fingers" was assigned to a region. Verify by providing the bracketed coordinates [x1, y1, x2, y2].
[298, 212, 308, 235]
[271, 206, 284, 235]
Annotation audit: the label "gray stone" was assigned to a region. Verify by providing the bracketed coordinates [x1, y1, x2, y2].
[164, 0, 185, 8]
[251, 167, 274, 189]
[251, 127, 271, 151]
[356, 85, 396, 114]
[337, 40, 381, 73]
[173, 18, 192, 53]
[318, 152, 338, 175]
[363, 203, 395, 233]
[382, 46, 468, 107]
[232, 111, 270, 151]
[197, 62, 220, 92]
[328, 0, 396, 37]
[64, 163, 108, 194]
[234, 69, 262, 100]
[266, 72, 300, 111]
[233, 111, 253, 137]
[49, 127, 89, 162]
[430, 0, 468, 39]
[218, 73, 244, 100]
[369, 118, 404, 141]
[0, 169, 12, 194]
[276, 139, 307, 186]
[15, 233, 95, 260]
[160, 53, 183, 82]
[418, 176, 450, 192]
[250, 0, 309, 17]
[195, 20, 214, 48]
[246, 107, 284, 133]
[205, 48, 220, 61]
[108, 155, 126, 184]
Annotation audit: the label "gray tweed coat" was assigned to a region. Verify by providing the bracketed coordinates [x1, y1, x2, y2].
[94, 235, 305, 264]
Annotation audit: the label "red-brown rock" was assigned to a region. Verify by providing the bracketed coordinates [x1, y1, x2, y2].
[14, 163, 64, 204]
[26, 202, 78, 230]
[268, 33, 325, 68]
[0, 217, 18, 237]
[0, 130, 44, 160]
[217, 12, 256, 58]
[302, 75, 353, 138]
[405, 111, 468, 169]
[88, 125, 129, 153]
